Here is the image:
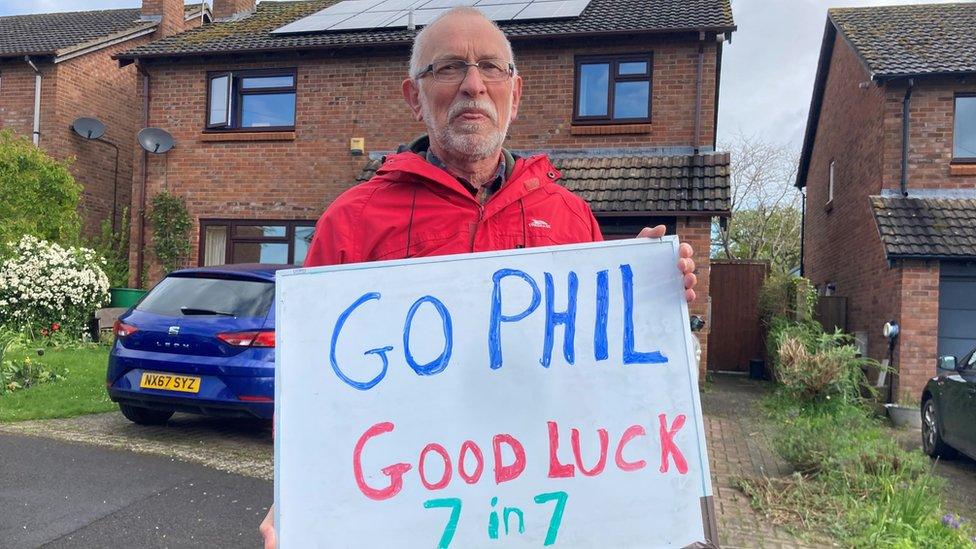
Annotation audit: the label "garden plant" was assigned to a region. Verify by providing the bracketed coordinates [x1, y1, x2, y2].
[735, 275, 976, 547]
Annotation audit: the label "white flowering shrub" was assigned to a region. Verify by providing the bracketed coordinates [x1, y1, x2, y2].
[0, 236, 110, 338]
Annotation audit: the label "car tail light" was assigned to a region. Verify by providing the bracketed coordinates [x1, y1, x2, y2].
[114, 320, 138, 338]
[217, 330, 275, 348]
[238, 395, 273, 402]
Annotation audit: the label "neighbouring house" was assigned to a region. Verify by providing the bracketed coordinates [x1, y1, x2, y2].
[0, 1, 209, 237]
[796, 2, 976, 401]
[115, 0, 736, 375]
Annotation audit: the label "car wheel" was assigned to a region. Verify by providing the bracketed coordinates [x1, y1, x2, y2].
[119, 403, 174, 426]
[921, 398, 955, 458]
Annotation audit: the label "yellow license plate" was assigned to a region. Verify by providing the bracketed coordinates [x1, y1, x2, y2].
[139, 372, 201, 393]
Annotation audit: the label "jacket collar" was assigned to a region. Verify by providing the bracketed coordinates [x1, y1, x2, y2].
[379, 136, 561, 218]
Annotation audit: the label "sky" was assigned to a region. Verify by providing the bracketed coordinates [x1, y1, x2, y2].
[1, 0, 970, 152]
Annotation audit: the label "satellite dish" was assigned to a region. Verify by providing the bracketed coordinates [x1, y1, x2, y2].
[138, 127, 174, 154]
[71, 117, 105, 140]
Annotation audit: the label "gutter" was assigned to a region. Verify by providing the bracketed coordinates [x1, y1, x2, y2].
[114, 26, 739, 63]
[900, 78, 914, 197]
[24, 56, 41, 145]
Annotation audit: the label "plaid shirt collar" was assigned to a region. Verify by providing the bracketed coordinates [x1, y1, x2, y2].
[425, 149, 507, 204]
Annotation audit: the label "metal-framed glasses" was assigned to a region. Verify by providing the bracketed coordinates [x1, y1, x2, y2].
[416, 59, 515, 83]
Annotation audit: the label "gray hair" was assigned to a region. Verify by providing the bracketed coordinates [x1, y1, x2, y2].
[408, 7, 516, 79]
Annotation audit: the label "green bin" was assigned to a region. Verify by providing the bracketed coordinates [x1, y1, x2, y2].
[109, 287, 148, 308]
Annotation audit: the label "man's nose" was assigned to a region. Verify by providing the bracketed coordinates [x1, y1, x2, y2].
[458, 64, 488, 97]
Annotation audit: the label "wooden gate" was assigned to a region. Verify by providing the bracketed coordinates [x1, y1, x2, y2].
[707, 260, 769, 373]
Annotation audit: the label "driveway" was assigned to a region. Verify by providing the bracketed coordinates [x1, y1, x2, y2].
[0, 412, 272, 481]
[0, 433, 271, 548]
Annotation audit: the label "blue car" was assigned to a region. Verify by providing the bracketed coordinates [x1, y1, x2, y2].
[108, 264, 291, 425]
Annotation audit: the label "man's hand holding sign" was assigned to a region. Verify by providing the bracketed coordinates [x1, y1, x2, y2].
[261, 6, 708, 548]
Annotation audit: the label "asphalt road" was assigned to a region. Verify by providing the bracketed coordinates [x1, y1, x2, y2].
[0, 433, 272, 549]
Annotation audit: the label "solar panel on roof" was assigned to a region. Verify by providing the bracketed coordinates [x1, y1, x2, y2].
[271, 0, 592, 34]
[513, 0, 591, 20]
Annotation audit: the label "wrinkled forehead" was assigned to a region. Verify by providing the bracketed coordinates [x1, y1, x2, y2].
[416, 13, 510, 64]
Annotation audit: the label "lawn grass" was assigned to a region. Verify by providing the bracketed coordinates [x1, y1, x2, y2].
[0, 345, 115, 422]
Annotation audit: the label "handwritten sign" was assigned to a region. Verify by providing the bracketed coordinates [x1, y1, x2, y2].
[275, 238, 716, 548]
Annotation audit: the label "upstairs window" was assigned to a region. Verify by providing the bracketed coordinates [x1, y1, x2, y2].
[954, 95, 976, 161]
[206, 69, 297, 130]
[574, 54, 652, 124]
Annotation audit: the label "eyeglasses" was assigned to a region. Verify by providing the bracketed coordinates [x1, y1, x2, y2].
[415, 59, 515, 83]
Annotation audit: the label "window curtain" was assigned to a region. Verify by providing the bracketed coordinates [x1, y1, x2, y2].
[204, 226, 227, 266]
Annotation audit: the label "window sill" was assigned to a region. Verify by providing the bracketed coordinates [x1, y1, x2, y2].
[200, 131, 295, 143]
[570, 124, 652, 136]
[949, 162, 976, 176]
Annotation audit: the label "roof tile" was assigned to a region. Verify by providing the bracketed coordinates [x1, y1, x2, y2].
[357, 151, 731, 214]
[871, 196, 976, 259]
[830, 3, 976, 78]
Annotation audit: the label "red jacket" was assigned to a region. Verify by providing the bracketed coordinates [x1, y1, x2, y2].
[304, 150, 603, 267]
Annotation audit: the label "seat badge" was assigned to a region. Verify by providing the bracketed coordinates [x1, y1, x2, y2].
[168, 326, 180, 335]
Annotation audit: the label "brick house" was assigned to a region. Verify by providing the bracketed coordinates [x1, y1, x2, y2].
[0, 2, 209, 236]
[116, 0, 735, 374]
[796, 3, 976, 401]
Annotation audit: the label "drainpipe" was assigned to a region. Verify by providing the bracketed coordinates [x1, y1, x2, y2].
[136, 63, 151, 288]
[799, 188, 806, 276]
[24, 56, 41, 145]
[693, 31, 705, 153]
[900, 78, 914, 197]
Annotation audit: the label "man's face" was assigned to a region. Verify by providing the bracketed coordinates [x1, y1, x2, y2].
[403, 13, 523, 162]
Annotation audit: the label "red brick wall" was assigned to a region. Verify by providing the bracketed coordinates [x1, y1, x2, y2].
[0, 16, 202, 241]
[895, 262, 939, 402]
[55, 40, 147, 238]
[802, 32, 901, 370]
[132, 34, 719, 284]
[677, 216, 712, 379]
[881, 78, 976, 191]
[213, 0, 255, 20]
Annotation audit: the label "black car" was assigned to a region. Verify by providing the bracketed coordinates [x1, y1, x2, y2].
[921, 348, 976, 460]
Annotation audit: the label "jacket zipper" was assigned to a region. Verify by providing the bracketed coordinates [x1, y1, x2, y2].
[469, 204, 484, 251]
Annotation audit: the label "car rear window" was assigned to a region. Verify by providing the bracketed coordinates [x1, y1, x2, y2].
[136, 275, 274, 317]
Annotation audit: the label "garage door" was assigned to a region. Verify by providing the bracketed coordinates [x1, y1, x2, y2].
[939, 262, 976, 358]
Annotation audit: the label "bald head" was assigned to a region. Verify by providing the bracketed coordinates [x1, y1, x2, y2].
[409, 7, 516, 79]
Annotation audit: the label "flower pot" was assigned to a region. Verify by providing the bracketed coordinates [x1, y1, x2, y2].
[109, 287, 147, 308]
[885, 404, 921, 429]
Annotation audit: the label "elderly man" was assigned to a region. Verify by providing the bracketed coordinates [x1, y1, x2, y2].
[261, 7, 697, 547]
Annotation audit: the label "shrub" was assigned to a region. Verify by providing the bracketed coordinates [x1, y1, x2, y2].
[0, 235, 110, 338]
[0, 130, 82, 253]
[774, 328, 877, 404]
[758, 272, 817, 325]
[90, 207, 130, 288]
[149, 191, 191, 275]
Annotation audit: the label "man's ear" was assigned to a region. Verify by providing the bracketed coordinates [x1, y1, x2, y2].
[402, 78, 424, 122]
[509, 74, 523, 121]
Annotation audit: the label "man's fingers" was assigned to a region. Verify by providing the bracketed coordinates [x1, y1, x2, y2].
[679, 257, 696, 275]
[637, 225, 667, 238]
[260, 506, 276, 549]
[685, 288, 696, 304]
[684, 272, 697, 291]
[679, 242, 693, 258]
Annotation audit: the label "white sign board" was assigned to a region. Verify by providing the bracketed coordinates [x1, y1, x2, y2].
[275, 238, 716, 548]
